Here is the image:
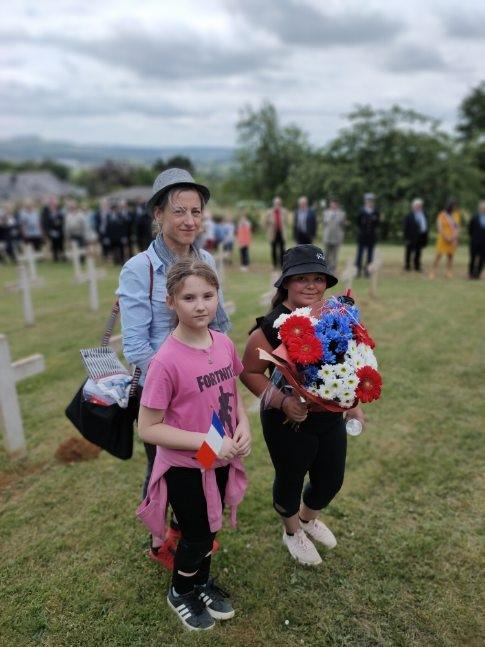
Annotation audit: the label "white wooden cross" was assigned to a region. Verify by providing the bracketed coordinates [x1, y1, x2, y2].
[17, 244, 44, 283]
[367, 253, 383, 298]
[66, 240, 85, 283]
[260, 271, 279, 306]
[341, 259, 358, 292]
[0, 334, 45, 457]
[4, 263, 36, 326]
[86, 255, 100, 311]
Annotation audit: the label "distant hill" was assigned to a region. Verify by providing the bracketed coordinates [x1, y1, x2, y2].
[0, 136, 234, 169]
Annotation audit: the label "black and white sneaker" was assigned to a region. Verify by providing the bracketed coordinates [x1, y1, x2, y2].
[166, 587, 215, 631]
[196, 578, 235, 620]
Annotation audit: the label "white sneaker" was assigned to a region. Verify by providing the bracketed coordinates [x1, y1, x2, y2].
[300, 519, 337, 549]
[282, 529, 322, 565]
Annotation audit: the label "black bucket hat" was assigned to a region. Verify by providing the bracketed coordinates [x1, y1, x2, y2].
[274, 244, 338, 289]
[146, 168, 210, 214]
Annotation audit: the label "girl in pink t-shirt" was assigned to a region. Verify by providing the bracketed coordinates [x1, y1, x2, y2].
[138, 259, 251, 632]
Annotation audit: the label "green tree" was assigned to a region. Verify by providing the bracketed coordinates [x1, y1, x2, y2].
[234, 101, 310, 203]
[74, 160, 149, 196]
[457, 81, 485, 177]
[152, 158, 167, 173]
[152, 156, 195, 175]
[166, 155, 195, 174]
[457, 81, 485, 140]
[0, 158, 70, 181]
[319, 105, 482, 239]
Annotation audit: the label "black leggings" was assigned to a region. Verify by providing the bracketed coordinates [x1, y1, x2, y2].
[166, 466, 229, 591]
[261, 408, 347, 518]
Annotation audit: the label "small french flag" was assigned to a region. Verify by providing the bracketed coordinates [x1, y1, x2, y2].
[196, 411, 226, 469]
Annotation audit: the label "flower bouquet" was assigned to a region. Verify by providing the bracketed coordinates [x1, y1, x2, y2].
[259, 293, 382, 413]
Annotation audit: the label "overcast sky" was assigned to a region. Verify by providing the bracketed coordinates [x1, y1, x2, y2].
[1, 0, 484, 148]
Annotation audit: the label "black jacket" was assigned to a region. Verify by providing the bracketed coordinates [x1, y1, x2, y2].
[293, 208, 317, 240]
[403, 211, 428, 247]
[357, 207, 380, 243]
[468, 213, 485, 247]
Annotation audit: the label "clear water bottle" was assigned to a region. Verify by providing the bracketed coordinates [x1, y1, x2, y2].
[346, 418, 363, 436]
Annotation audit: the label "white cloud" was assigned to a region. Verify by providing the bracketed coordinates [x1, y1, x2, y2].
[0, 0, 484, 147]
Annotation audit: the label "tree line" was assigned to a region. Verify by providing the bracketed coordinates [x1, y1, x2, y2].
[217, 81, 485, 240]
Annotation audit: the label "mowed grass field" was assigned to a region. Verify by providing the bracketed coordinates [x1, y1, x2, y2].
[0, 239, 484, 647]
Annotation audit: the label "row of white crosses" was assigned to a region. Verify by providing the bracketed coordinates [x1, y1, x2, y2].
[0, 244, 109, 457]
[65, 241, 106, 310]
[341, 253, 383, 297]
[0, 244, 108, 458]
[0, 334, 45, 458]
[4, 242, 106, 325]
[4, 245, 45, 326]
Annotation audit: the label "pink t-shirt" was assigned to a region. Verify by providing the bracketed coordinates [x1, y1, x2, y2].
[141, 330, 244, 440]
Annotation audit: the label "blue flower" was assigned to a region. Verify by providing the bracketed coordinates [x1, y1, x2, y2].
[322, 340, 337, 364]
[313, 306, 358, 363]
[303, 364, 320, 386]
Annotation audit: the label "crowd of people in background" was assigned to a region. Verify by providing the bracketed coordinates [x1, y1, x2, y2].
[0, 197, 153, 266]
[263, 192, 484, 280]
[0, 192, 484, 280]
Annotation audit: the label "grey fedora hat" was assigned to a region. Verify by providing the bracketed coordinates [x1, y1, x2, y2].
[146, 168, 210, 213]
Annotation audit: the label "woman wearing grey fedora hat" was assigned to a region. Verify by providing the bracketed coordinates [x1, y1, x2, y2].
[241, 244, 364, 566]
[117, 168, 230, 566]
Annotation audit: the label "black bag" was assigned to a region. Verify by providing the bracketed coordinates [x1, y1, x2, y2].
[65, 260, 153, 460]
[65, 380, 138, 459]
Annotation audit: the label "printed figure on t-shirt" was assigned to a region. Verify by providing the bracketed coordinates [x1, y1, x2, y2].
[218, 385, 234, 436]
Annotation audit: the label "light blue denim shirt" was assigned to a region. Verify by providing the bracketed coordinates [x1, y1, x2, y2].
[117, 242, 229, 384]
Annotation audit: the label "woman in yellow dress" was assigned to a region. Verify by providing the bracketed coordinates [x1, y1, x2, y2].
[430, 200, 461, 278]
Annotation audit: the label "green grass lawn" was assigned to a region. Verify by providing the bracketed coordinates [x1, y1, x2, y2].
[0, 240, 484, 646]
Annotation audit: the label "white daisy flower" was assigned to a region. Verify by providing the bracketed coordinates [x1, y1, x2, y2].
[340, 398, 355, 408]
[318, 365, 336, 380]
[273, 312, 292, 329]
[334, 362, 356, 380]
[318, 385, 334, 399]
[293, 307, 312, 317]
[342, 376, 358, 389]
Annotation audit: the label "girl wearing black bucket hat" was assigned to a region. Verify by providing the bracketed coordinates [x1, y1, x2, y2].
[241, 244, 364, 566]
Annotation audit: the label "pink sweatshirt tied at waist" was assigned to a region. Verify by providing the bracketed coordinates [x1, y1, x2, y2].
[136, 447, 247, 539]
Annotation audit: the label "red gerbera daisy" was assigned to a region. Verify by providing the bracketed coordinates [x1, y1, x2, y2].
[279, 315, 314, 344]
[356, 366, 382, 402]
[353, 323, 376, 349]
[287, 333, 322, 365]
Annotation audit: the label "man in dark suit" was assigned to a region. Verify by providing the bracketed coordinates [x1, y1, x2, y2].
[468, 200, 485, 279]
[134, 199, 153, 252]
[118, 200, 135, 258]
[106, 202, 127, 265]
[403, 198, 428, 272]
[293, 196, 317, 244]
[355, 192, 380, 277]
[41, 196, 65, 262]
